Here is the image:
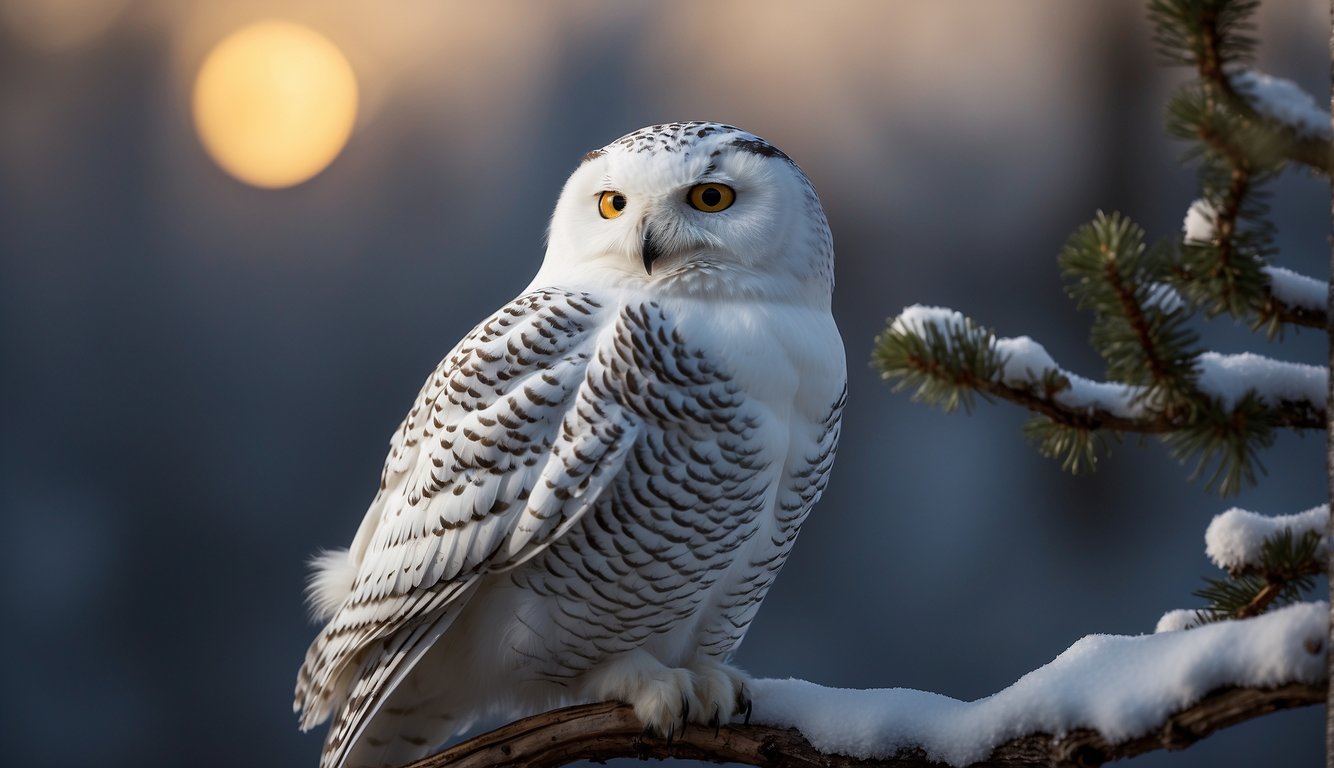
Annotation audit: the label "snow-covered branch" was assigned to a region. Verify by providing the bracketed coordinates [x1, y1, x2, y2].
[1151, 0, 1332, 173]
[1227, 70, 1334, 174]
[1156, 503, 1328, 629]
[1182, 199, 1329, 330]
[880, 305, 1326, 432]
[1212, 66, 1333, 175]
[875, 304, 1324, 490]
[1207, 505, 1330, 574]
[1263, 266, 1328, 317]
[408, 605, 1327, 768]
[1230, 71, 1332, 141]
[1260, 266, 1328, 329]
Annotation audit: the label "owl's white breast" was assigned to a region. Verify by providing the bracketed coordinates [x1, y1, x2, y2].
[657, 291, 845, 409]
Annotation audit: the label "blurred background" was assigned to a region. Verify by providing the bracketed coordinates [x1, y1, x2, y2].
[0, 1, 1328, 766]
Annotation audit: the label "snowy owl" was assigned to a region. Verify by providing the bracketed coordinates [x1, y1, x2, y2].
[295, 121, 846, 768]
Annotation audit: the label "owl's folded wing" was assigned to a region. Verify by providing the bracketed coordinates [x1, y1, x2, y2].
[294, 290, 639, 768]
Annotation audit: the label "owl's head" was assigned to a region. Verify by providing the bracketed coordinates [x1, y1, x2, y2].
[535, 122, 834, 305]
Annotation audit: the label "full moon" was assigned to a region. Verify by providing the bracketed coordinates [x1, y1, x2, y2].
[193, 21, 358, 189]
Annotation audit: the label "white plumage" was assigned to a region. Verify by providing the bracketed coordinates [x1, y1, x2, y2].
[295, 122, 846, 768]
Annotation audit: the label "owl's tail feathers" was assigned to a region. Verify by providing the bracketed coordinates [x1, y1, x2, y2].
[295, 577, 479, 734]
[316, 610, 465, 768]
[294, 639, 351, 730]
[333, 689, 468, 768]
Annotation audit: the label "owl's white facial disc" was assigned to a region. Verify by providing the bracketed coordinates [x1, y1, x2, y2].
[535, 122, 834, 306]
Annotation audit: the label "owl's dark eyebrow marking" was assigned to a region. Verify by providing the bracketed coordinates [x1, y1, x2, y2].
[701, 163, 717, 176]
[580, 149, 606, 165]
[730, 138, 791, 162]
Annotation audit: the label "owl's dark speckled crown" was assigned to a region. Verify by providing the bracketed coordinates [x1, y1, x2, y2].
[580, 121, 791, 165]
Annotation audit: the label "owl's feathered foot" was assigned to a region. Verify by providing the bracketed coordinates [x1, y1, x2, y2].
[690, 656, 751, 731]
[586, 652, 753, 739]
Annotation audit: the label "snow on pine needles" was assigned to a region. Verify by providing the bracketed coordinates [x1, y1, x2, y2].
[887, 304, 1326, 418]
[1205, 505, 1330, 573]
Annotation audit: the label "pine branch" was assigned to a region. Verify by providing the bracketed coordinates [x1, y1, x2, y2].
[1268, 299, 1327, 331]
[1168, 92, 1282, 329]
[1061, 212, 1199, 407]
[874, 308, 1325, 488]
[1163, 392, 1276, 495]
[1221, 79, 1334, 177]
[1159, 507, 1333, 628]
[1151, 0, 1334, 175]
[1194, 528, 1326, 623]
[1153, 0, 1329, 335]
[1150, 0, 1258, 69]
[1181, 134, 1263, 313]
[1166, 110, 1326, 333]
[870, 310, 1003, 415]
[402, 686, 1325, 768]
[876, 3, 1326, 493]
[1259, 262, 1323, 332]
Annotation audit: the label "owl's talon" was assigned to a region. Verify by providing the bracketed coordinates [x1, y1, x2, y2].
[736, 684, 752, 710]
[709, 704, 721, 737]
[632, 734, 651, 759]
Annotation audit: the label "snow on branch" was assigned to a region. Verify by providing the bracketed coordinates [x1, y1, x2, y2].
[1230, 71, 1333, 141]
[883, 305, 1146, 424]
[1206, 505, 1330, 573]
[754, 603, 1326, 764]
[1168, 0, 1334, 177]
[875, 304, 1324, 491]
[1218, 69, 1332, 176]
[1157, 503, 1327, 629]
[409, 604, 1327, 768]
[878, 304, 1325, 431]
[1180, 199, 1329, 329]
[1194, 352, 1327, 410]
[1264, 266, 1328, 312]
[1151, 2, 1331, 336]
[1182, 199, 1220, 245]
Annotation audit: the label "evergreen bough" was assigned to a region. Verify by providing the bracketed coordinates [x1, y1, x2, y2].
[874, 0, 1330, 625]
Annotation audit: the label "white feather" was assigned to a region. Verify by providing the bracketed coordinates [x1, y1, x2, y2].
[304, 548, 357, 623]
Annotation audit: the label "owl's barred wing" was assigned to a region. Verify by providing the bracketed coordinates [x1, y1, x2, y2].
[775, 382, 845, 540]
[294, 290, 639, 765]
[700, 379, 846, 657]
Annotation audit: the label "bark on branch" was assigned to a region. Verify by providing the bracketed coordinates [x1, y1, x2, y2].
[968, 372, 1325, 434]
[403, 683, 1324, 768]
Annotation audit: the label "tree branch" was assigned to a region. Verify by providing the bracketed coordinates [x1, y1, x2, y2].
[1183, 91, 1328, 331]
[969, 371, 1324, 434]
[1268, 296, 1328, 331]
[404, 684, 1324, 768]
[1103, 244, 1172, 385]
[1194, 5, 1334, 176]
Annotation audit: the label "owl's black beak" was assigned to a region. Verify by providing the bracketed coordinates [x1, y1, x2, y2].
[641, 225, 663, 275]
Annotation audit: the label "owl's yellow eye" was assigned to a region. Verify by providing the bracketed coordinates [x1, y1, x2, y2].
[687, 183, 735, 213]
[599, 191, 628, 219]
